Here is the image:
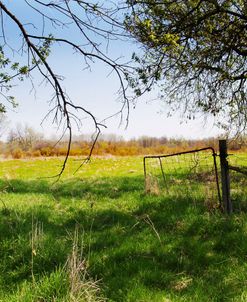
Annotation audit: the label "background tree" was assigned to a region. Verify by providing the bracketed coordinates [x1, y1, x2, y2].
[125, 0, 247, 135]
[7, 124, 43, 152]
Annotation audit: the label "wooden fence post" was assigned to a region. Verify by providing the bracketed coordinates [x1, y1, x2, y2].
[219, 140, 232, 214]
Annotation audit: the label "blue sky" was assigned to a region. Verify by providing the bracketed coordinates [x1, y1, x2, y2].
[2, 1, 222, 140]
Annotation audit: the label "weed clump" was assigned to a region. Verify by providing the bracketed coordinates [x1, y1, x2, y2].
[7, 227, 105, 302]
[66, 228, 105, 302]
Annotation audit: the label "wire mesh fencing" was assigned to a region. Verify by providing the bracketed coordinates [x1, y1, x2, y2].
[144, 148, 221, 207]
[228, 153, 247, 211]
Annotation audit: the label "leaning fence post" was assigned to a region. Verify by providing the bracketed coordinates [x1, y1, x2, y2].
[219, 140, 232, 214]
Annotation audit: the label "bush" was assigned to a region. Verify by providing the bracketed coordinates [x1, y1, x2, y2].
[70, 148, 82, 156]
[32, 150, 41, 157]
[40, 147, 53, 156]
[12, 148, 23, 159]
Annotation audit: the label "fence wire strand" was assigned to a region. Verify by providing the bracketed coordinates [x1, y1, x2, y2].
[144, 149, 220, 207]
[228, 153, 247, 211]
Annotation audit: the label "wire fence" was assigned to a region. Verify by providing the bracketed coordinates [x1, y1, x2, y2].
[144, 142, 247, 213]
[228, 153, 247, 211]
[144, 148, 221, 208]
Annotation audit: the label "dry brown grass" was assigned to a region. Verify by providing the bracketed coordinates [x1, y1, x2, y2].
[66, 228, 106, 302]
[145, 174, 160, 195]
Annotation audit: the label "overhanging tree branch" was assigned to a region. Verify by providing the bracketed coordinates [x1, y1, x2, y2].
[0, 0, 136, 178]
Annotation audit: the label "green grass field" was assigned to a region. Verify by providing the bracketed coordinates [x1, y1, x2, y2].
[0, 156, 247, 301]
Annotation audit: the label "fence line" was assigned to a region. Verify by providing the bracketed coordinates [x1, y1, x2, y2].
[144, 147, 221, 206]
[143, 139, 247, 214]
[229, 165, 247, 176]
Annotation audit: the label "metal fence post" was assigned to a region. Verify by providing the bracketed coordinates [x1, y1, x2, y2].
[219, 140, 232, 214]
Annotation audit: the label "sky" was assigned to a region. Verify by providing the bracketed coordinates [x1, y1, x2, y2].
[1, 1, 223, 141]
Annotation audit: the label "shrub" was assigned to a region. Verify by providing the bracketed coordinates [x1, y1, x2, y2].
[32, 150, 41, 157]
[40, 146, 53, 156]
[70, 148, 82, 156]
[12, 148, 23, 159]
[25, 150, 33, 158]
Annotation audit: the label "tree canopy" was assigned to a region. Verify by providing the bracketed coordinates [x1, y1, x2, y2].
[125, 0, 247, 134]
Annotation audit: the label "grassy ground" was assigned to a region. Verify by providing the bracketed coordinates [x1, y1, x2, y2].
[0, 156, 247, 301]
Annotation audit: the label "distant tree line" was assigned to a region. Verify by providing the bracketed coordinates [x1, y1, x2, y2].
[0, 123, 246, 159]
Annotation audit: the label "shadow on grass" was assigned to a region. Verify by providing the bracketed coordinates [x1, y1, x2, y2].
[0, 176, 143, 200]
[0, 176, 247, 301]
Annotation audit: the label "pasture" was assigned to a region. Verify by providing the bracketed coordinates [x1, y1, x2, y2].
[0, 156, 247, 301]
